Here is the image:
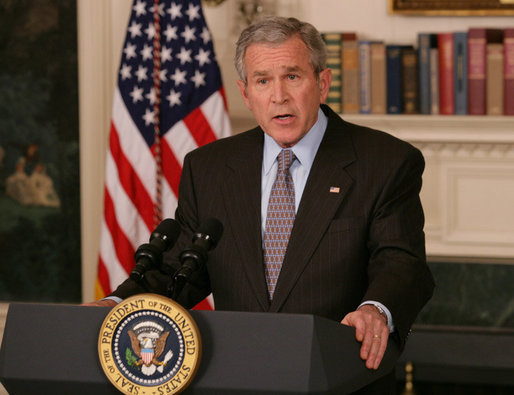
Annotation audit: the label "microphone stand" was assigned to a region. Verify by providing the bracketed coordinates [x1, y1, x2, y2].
[166, 278, 179, 302]
[168, 276, 184, 302]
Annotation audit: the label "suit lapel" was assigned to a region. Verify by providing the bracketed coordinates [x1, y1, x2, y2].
[221, 128, 270, 311]
[270, 112, 357, 312]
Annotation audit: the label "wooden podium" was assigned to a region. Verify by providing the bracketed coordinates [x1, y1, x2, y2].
[0, 303, 400, 394]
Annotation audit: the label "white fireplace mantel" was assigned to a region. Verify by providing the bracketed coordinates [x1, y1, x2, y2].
[342, 115, 514, 144]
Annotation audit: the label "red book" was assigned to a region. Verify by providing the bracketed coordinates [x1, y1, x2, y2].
[438, 33, 454, 115]
[505, 28, 514, 115]
[467, 28, 503, 115]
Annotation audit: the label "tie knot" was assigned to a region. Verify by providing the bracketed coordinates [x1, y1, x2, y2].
[277, 149, 295, 174]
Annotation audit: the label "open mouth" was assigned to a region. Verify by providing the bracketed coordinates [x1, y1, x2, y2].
[274, 114, 293, 120]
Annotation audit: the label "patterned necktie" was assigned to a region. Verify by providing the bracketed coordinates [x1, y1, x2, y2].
[264, 149, 296, 299]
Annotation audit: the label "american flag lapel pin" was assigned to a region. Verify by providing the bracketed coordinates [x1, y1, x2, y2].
[329, 186, 340, 193]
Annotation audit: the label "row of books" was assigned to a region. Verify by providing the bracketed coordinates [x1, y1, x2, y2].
[321, 28, 514, 116]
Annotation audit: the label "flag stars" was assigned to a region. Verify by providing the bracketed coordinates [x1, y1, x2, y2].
[129, 85, 144, 103]
[142, 108, 156, 126]
[177, 47, 192, 65]
[132, 0, 147, 17]
[170, 68, 187, 86]
[135, 65, 148, 82]
[181, 25, 196, 44]
[167, 89, 182, 107]
[146, 87, 156, 105]
[185, 3, 200, 21]
[161, 46, 172, 63]
[116, 0, 227, 137]
[164, 24, 178, 41]
[158, 69, 168, 82]
[145, 22, 156, 40]
[124, 43, 137, 60]
[191, 70, 206, 88]
[127, 22, 142, 39]
[149, 2, 165, 16]
[167, 2, 182, 20]
[195, 48, 211, 67]
[141, 44, 153, 61]
[200, 27, 211, 44]
[120, 64, 132, 80]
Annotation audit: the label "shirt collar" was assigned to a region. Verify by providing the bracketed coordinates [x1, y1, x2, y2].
[263, 107, 327, 175]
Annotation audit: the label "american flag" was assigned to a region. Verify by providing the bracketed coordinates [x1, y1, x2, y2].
[95, 0, 231, 303]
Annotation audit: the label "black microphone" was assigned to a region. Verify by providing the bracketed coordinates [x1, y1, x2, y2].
[172, 218, 223, 298]
[130, 218, 181, 282]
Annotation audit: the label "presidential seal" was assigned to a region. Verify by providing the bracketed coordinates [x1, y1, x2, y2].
[98, 294, 201, 394]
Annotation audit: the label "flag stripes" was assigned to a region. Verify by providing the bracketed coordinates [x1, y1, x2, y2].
[159, 139, 182, 197]
[183, 107, 218, 147]
[102, 188, 137, 275]
[109, 122, 155, 231]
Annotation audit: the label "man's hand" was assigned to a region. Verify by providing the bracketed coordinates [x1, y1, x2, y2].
[81, 299, 118, 307]
[341, 304, 389, 370]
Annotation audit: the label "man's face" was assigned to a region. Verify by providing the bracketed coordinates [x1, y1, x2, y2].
[237, 36, 331, 148]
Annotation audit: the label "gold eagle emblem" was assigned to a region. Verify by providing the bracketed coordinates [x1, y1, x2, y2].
[128, 330, 170, 367]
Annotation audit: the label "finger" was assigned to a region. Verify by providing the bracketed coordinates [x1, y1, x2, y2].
[360, 326, 376, 362]
[363, 332, 380, 368]
[365, 326, 389, 370]
[359, 319, 377, 361]
[373, 326, 390, 370]
[354, 318, 366, 342]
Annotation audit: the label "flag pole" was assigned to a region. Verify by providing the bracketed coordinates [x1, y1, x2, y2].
[152, 0, 163, 227]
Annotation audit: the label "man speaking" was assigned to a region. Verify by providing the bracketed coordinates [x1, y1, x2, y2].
[93, 16, 434, 394]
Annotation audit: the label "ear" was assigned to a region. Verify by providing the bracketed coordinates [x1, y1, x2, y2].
[236, 79, 252, 110]
[318, 68, 332, 104]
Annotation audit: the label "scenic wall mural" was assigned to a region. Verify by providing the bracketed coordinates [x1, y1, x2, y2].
[0, 0, 80, 302]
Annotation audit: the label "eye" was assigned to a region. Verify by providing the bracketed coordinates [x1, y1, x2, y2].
[287, 74, 297, 81]
[257, 78, 267, 85]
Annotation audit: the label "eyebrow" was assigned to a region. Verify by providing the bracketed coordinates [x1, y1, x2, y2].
[250, 66, 303, 78]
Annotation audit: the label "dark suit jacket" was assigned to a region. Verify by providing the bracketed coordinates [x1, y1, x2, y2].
[113, 104, 434, 350]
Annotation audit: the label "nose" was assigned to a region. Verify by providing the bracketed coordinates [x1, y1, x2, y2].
[271, 80, 288, 104]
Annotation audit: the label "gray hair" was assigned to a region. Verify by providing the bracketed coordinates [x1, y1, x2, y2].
[234, 16, 327, 83]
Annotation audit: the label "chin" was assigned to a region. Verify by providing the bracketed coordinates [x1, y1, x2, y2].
[276, 138, 300, 148]
[264, 126, 303, 147]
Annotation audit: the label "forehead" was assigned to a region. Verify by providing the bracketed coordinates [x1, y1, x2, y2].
[244, 37, 312, 74]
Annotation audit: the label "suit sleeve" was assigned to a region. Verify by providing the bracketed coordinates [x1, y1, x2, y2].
[363, 146, 435, 348]
[161, 151, 212, 308]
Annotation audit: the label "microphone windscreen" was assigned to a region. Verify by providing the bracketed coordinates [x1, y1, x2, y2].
[151, 218, 181, 250]
[197, 218, 224, 247]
